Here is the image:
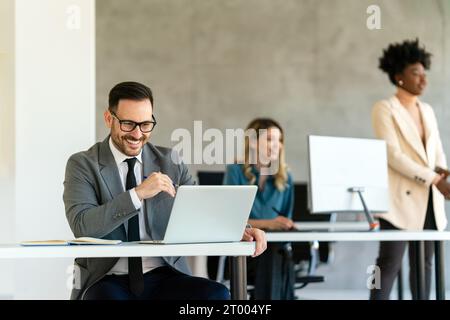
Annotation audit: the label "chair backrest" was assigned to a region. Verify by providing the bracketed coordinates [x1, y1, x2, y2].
[292, 182, 332, 264]
[293, 183, 330, 222]
[197, 171, 225, 186]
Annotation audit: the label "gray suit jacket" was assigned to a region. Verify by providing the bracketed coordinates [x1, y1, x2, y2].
[63, 136, 194, 300]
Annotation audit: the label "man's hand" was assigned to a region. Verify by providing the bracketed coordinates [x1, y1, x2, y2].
[241, 227, 267, 257]
[135, 172, 176, 200]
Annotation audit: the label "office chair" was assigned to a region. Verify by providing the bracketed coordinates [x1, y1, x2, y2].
[293, 183, 333, 263]
[290, 183, 329, 290]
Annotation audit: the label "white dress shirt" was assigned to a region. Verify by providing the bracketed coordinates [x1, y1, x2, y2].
[107, 138, 166, 275]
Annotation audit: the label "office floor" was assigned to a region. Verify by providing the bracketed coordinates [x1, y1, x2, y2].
[295, 288, 450, 300]
[2, 291, 450, 300]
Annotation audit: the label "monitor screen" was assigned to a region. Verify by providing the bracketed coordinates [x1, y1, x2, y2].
[308, 135, 389, 214]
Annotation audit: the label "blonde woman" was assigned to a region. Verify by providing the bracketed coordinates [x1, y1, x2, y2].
[223, 118, 295, 299]
[224, 118, 294, 230]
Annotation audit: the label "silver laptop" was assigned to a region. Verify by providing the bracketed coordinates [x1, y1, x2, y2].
[140, 185, 257, 244]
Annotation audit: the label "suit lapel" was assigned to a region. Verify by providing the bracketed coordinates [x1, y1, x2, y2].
[99, 136, 125, 198]
[98, 137, 127, 237]
[389, 96, 428, 164]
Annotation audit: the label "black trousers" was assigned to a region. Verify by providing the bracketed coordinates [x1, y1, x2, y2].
[247, 243, 295, 300]
[84, 266, 230, 300]
[369, 189, 437, 300]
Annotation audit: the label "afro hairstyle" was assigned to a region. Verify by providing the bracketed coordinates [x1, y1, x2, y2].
[379, 39, 432, 85]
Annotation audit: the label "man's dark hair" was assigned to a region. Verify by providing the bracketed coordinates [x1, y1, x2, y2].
[108, 81, 154, 112]
[379, 39, 432, 85]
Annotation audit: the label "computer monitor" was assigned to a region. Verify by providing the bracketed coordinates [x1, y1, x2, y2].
[307, 135, 389, 230]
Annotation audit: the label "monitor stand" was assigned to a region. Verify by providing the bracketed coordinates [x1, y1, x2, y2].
[348, 187, 380, 231]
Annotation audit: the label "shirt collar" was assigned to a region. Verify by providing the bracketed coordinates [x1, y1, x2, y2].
[109, 137, 142, 166]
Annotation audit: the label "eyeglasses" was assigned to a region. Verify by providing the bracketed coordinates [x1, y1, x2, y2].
[110, 111, 157, 133]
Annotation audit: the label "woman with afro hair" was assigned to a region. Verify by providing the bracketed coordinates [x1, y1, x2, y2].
[370, 39, 450, 300]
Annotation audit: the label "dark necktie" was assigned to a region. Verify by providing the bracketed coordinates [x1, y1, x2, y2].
[124, 157, 144, 296]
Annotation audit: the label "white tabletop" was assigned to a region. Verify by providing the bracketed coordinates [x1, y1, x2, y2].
[294, 221, 369, 231]
[267, 230, 450, 242]
[0, 242, 255, 259]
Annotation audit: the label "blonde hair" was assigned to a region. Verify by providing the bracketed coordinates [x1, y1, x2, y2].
[243, 118, 289, 191]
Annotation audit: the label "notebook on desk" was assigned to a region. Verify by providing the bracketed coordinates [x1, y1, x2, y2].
[140, 185, 257, 244]
[20, 237, 122, 246]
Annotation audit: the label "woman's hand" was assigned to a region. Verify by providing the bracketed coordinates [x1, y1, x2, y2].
[266, 216, 295, 231]
[435, 167, 450, 179]
[434, 175, 450, 199]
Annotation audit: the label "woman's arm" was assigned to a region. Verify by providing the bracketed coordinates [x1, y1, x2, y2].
[248, 219, 272, 230]
[429, 106, 448, 171]
[249, 217, 294, 231]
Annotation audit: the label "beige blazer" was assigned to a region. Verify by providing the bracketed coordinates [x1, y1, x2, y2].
[371, 96, 447, 231]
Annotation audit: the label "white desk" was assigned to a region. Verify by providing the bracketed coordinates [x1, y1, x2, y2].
[0, 242, 255, 300]
[267, 229, 450, 242]
[293, 221, 370, 231]
[267, 223, 449, 300]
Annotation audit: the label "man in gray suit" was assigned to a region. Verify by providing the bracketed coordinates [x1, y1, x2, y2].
[63, 81, 266, 300]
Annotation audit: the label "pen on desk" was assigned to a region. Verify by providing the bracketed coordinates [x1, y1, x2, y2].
[143, 176, 179, 188]
[272, 207, 283, 215]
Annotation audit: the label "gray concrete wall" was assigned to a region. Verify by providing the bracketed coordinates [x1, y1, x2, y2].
[96, 0, 450, 294]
